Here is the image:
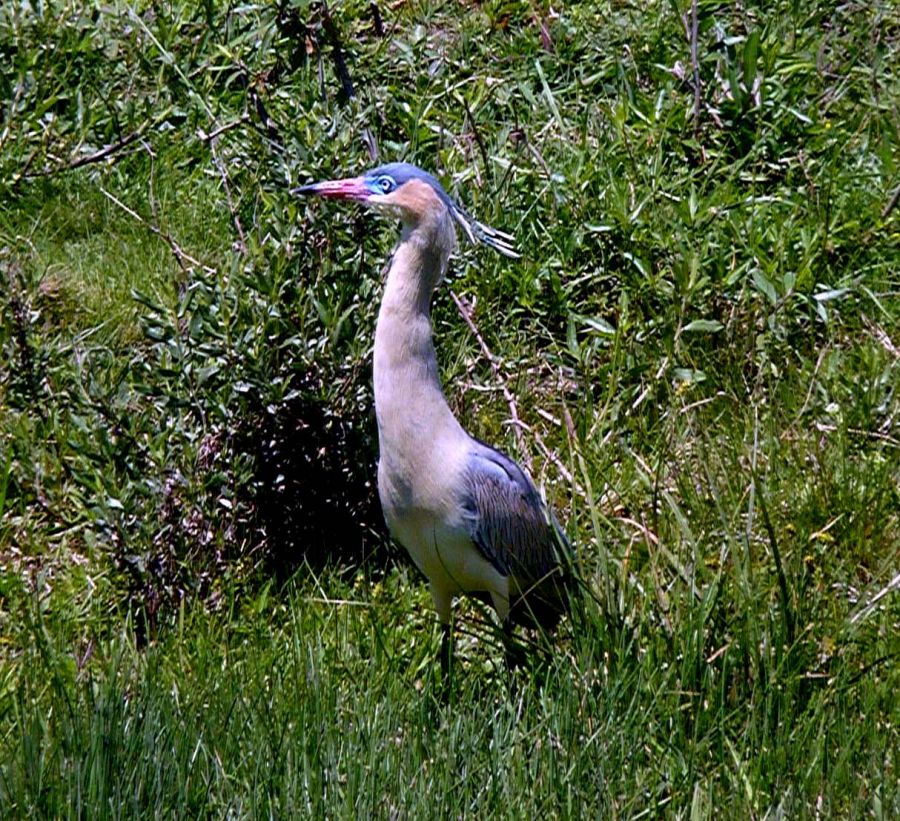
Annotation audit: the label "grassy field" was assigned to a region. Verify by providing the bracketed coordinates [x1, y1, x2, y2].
[1, 0, 898, 816]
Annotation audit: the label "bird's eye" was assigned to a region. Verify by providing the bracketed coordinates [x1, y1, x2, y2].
[377, 176, 395, 193]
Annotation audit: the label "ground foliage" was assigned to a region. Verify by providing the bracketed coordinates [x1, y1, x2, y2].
[0, 0, 898, 816]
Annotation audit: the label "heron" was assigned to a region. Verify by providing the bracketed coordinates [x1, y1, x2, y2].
[296, 162, 570, 678]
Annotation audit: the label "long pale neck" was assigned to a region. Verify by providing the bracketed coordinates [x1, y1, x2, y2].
[373, 221, 463, 454]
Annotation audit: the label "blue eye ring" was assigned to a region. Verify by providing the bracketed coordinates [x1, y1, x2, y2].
[374, 175, 396, 194]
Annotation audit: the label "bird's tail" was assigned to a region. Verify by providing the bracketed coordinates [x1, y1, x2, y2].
[510, 525, 578, 631]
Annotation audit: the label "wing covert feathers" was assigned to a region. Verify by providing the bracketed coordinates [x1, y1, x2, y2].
[462, 443, 571, 628]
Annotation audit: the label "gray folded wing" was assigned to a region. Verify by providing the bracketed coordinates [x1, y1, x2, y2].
[461, 441, 571, 627]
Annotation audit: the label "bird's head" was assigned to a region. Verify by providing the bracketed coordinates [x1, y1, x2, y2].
[294, 162, 518, 258]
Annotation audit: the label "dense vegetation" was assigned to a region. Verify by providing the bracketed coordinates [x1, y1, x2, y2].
[1, 0, 898, 816]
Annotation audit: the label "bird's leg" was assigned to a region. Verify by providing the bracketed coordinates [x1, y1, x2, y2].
[440, 621, 453, 683]
[502, 618, 514, 672]
[437, 621, 454, 705]
[431, 584, 454, 693]
[489, 590, 524, 675]
[502, 618, 527, 674]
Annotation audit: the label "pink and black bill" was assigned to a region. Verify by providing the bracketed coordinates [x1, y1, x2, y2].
[291, 176, 371, 201]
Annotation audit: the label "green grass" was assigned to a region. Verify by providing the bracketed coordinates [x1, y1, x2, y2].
[1, 163, 230, 343]
[1, 0, 898, 816]
[3, 570, 896, 818]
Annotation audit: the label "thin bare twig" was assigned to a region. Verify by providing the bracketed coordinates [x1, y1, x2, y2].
[617, 516, 659, 545]
[99, 187, 216, 275]
[460, 95, 489, 184]
[863, 315, 900, 359]
[813, 422, 900, 447]
[850, 571, 900, 624]
[449, 289, 532, 472]
[448, 290, 588, 504]
[505, 416, 587, 500]
[796, 344, 831, 421]
[526, 137, 553, 183]
[197, 115, 250, 144]
[882, 182, 900, 220]
[209, 136, 247, 253]
[24, 128, 146, 178]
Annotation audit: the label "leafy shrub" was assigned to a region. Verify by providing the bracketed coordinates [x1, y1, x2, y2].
[1, 0, 897, 636]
